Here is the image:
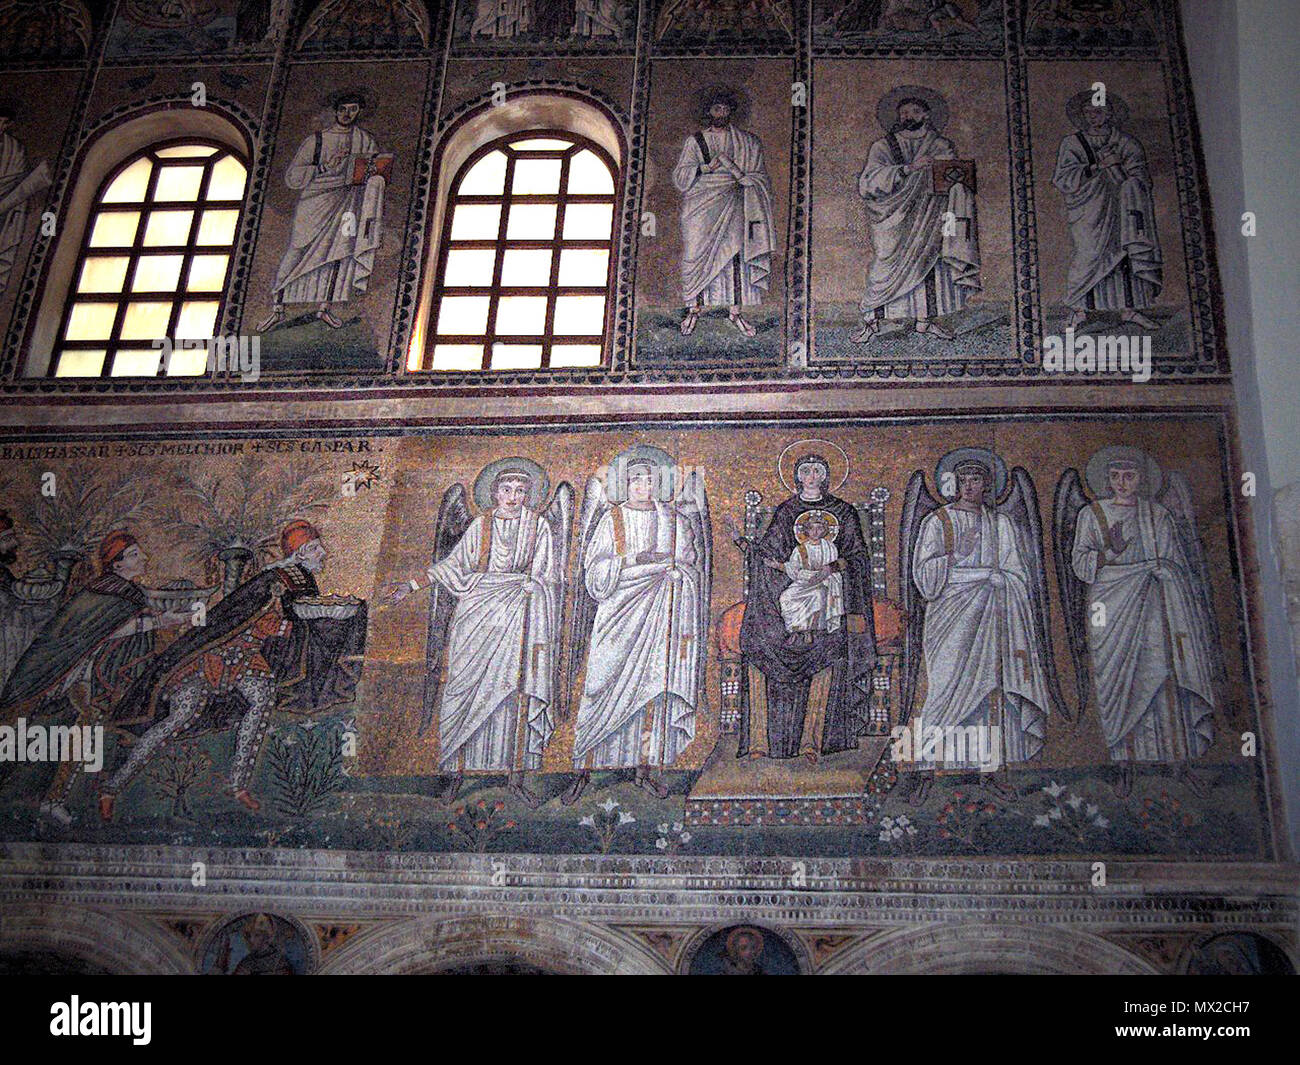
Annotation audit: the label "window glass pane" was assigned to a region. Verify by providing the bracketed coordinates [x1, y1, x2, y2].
[175, 301, 220, 340]
[77, 256, 129, 294]
[506, 203, 557, 240]
[557, 248, 609, 287]
[111, 349, 164, 376]
[562, 203, 614, 240]
[143, 210, 195, 247]
[568, 150, 615, 195]
[443, 248, 496, 287]
[120, 301, 173, 340]
[131, 254, 184, 293]
[431, 344, 485, 371]
[102, 158, 152, 203]
[88, 212, 140, 247]
[449, 203, 501, 241]
[208, 155, 247, 200]
[54, 350, 106, 376]
[196, 209, 239, 245]
[156, 145, 217, 158]
[65, 303, 117, 341]
[512, 157, 562, 195]
[459, 151, 507, 196]
[489, 344, 543, 369]
[165, 343, 209, 376]
[495, 296, 547, 335]
[553, 295, 605, 336]
[550, 344, 603, 367]
[509, 138, 572, 151]
[154, 165, 205, 202]
[500, 249, 552, 287]
[436, 296, 491, 335]
[186, 254, 229, 292]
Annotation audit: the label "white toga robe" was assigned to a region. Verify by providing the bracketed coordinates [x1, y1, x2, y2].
[471, 0, 532, 37]
[1071, 498, 1215, 762]
[778, 539, 844, 633]
[0, 132, 47, 298]
[574, 502, 702, 769]
[1052, 126, 1162, 311]
[426, 508, 558, 772]
[912, 505, 1050, 767]
[271, 124, 385, 306]
[858, 125, 980, 320]
[672, 125, 775, 308]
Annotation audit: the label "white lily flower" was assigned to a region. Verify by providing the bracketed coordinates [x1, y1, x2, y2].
[598, 798, 619, 814]
[618, 811, 635, 825]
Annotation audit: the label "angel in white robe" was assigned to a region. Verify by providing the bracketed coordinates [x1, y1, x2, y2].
[672, 88, 775, 339]
[900, 453, 1068, 805]
[564, 452, 710, 804]
[852, 93, 980, 344]
[1064, 453, 1219, 796]
[386, 462, 570, 807]
[258, 92, 387, 331]
[1052, 94, 1162, 331]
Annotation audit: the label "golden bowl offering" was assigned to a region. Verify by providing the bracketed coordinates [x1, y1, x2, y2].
[292, 594, 363, 620]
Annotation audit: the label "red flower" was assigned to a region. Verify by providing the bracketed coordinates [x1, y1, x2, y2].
[494, 801, 505, 812]
[475, 820, 488, 830]
[963, 803, 977, 814]
[505, 820, 518, 829]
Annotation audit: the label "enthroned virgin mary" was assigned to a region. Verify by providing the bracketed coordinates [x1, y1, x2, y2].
[735, 441, 877, 761]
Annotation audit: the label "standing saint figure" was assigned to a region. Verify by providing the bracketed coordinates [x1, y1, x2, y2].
[386, 459, 572, 807]
[1054, 446, 1225, 796]
[1051, 91, 1162, 332]
[471, 0, 533, 37]
[0, 105, 50, 299]
[563, 446, 711, 803]
[853, 86, 980, 344]
[258, 89, 389, 331]
[0, 532, 188, 824]
[734, 441, 876, 761]
[671, 87, 776, 338]
[899, 450, 1068, 805]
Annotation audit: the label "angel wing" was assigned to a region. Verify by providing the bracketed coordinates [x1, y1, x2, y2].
[1157, 471, 1229, 696]
[678, 468, 713, 716]
[898, 470, 942, 726]
[999, 467, 1073, 721]
[540, 481, 576, 713]
[417, 483, 473, 736]
[562, 475, 610, 725]
[1051, 468, 1092, 720]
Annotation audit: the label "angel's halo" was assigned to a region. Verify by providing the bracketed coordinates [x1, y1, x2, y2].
[778, 439, 850, 495]
[472, 456, 550, 511]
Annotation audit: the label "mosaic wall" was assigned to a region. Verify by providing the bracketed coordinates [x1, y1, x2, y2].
[0, 0, 1294, 975]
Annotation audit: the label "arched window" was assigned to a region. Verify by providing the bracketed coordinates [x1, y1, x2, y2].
[420, 129, 618, 372]
[48, 139, 247, 377]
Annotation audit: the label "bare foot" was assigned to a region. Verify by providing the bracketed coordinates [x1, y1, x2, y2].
[317, 309, 344, 329]
[1173, 763, 1211, 798]
[1113, 763, 1133, 798]
[1121, 310, 1159, 330]
[1067, 308, 1088, 331]
[679, 310, 700, 336]
[256, 308, 285, 332]
[849, 322, 881, 344]
[727, 311, 756, 337]
[915, 320, 953, 340]
[98, 793, 116, 822]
